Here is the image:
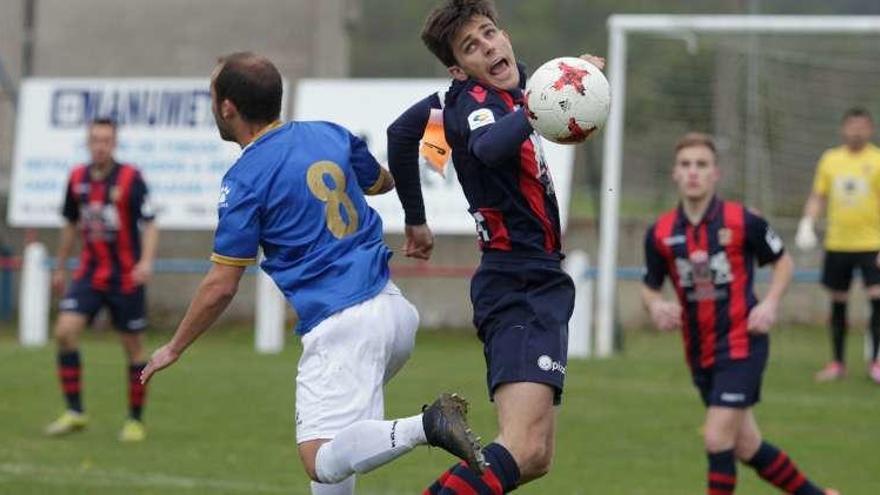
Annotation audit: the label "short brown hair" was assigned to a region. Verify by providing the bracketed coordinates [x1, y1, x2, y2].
[675, 132, 717, 157]
[214, 52, 282, 124]
[89, 117, 117, 133]
[421, 0, 499, 67]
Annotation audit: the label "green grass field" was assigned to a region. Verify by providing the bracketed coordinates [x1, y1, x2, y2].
[0, 324, 876, 494]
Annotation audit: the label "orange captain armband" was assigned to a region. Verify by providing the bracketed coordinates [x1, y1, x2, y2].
[419, 108, 451, 176]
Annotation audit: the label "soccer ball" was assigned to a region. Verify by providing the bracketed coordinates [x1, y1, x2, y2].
[524, 57, 611, 144]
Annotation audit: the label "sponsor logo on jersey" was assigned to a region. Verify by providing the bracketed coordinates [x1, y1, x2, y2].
[467, 108, 495, 130]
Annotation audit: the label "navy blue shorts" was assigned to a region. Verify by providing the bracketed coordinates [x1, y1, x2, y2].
[470, 253, 575, 405]
[59, 278, 147, 333]
[692, 352, 768, 408]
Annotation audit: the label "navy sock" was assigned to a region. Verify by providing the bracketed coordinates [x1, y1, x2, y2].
[426, 443, 521, 494]
[707, 449, 736, 495]
[58, 350, 83, 413]
[870, 299, 880, 361]
[746, 441, 825, 494]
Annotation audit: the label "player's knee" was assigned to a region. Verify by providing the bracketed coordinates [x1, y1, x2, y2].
[54, 325, 77, 350]
[703, 427, 735, 453]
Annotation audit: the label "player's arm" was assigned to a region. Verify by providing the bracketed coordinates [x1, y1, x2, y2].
[53, 176, 81, 295]
[388, 94, 441, 260]
[132, 174, 158, 285]
[142, 178, 260, 383]
[641, 225, 681, 331]
[348, 132, 394, 196]
[796, 154, 829, 250]
[745, 211, 792, 333]
[468, 106, 533, 167]
[53, 223, 77, 295]
[387, 94, 439, 225]
[141, 263, 246, 383]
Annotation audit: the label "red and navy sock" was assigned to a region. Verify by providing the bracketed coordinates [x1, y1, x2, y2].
[128, 363, 147, 421]
[424, 442, 520, 494]
[746, 441, 825, 495]
[707, 449, 737, 495]
[58, 350, 83, 413]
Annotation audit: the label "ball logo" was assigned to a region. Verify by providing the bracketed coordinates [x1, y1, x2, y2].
[538, 355, 553, 371]
[537, 355, 566, 374]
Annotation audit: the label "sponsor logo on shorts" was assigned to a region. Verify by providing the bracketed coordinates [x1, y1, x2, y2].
[720, 392, 746, 403]
[295, 410, 302, 426]
[127, 318, 147, 330]
[59, 298, 78, 311]
[537, 355, 566, 375]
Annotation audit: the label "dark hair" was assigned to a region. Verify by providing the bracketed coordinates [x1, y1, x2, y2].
[214, 52, 282, 123]
[675, 132, 717, 157]
[421, 0, 499, 67]
[842, 107, 873, 123]
[89, 117, 117, 133]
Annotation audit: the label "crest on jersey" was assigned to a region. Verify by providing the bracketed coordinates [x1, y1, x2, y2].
[718, 228, 732, 247]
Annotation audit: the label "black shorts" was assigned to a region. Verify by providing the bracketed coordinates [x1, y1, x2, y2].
[821, 250, 880, 292]
[692, 352, 767, 409]
[470, 253, 575, 405]
[59, 278, 148, 333]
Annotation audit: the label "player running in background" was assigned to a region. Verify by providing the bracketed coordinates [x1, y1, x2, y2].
[388, 1, 603, 492]
[44, 118, 158, 442]
[642, 133, 838, 495]
[795, 108, 880, 383]
[140, 52, 482, 495]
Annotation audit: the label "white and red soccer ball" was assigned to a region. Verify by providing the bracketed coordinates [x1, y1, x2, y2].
[524, 57, 611, 144]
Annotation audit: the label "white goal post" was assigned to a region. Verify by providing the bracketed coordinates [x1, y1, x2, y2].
[596, 15, 880, 357]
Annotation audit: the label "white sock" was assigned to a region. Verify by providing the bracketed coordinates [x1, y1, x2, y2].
[314, 414, 426, 483]
[310, 476, 355, 495]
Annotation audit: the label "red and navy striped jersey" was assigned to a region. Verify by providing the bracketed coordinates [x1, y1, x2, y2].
[643, 197, 785, 369]
[61, 162, 155, 293]
[441, 70, 561, 255]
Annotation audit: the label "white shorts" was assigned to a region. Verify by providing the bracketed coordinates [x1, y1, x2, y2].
[295, 281, 419, 443]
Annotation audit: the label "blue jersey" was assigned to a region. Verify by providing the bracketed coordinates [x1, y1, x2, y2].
[211, 121, 392, 334]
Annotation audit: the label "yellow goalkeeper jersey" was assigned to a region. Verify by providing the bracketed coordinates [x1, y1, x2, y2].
[812, 143, 880, 251]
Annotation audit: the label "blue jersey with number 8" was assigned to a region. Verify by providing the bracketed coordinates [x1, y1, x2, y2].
[211, 121, 391, 334]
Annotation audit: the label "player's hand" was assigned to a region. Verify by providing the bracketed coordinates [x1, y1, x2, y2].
[794, 217, 817, 251]
[404, 224, 434, 260]
[141, 344, 180, 384]
[579, 53, 606, 71]
[51, 269, 67, 296]
[648, 299, 682, 331]
[747, 300, 778, 334]
[131, 260, 154, 285]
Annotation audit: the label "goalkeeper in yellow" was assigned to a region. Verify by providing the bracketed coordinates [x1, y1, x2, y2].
[796, 107, 880, 383]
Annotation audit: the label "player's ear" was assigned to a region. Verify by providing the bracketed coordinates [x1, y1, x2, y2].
[448, 65, 468, 82]
[220, 99, 236, 120]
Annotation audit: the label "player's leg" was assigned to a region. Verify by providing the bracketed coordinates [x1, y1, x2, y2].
[860, 251, 880, 383]
[816, 251, 852, 381]
[45, 281, 99, 436]
[298, 283, 481, 493]
[424, 383, 548, 495]
[704, 406, 746, 495]
[426, 262, 574, 493]
[738, 409, 836, 494]
[110, 286, 149, 441]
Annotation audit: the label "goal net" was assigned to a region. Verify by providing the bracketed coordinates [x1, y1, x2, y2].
[594, 16, 880, 356]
